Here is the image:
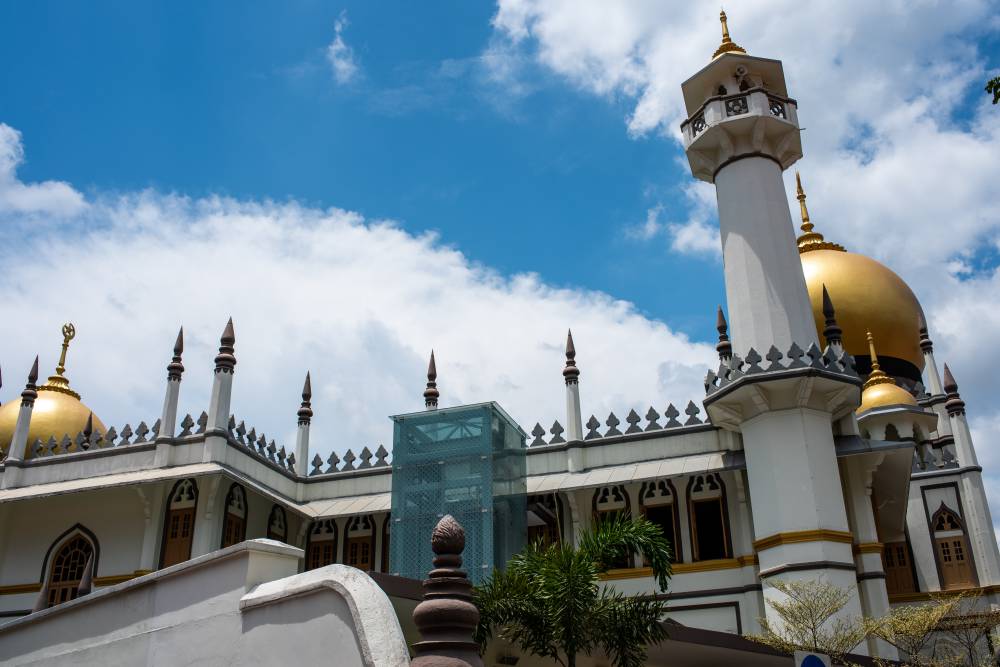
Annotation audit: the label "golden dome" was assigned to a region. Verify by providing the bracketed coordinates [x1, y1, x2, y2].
[0, 324, 107, 460]
[858, 331, 918, 414]
[795, 174, 925, 381]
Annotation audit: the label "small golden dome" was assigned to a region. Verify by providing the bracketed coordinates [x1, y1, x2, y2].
[795, 175, 925, 380]
[0, 324, 107, 459]
[858, 331, 918, 414]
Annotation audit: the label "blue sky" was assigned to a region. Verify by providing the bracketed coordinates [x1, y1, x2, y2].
[0, 0, 721, 336]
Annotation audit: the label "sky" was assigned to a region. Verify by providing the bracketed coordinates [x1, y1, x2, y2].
[1, 1, 999, 523]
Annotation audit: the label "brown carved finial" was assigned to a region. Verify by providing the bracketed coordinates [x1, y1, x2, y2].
[715, 307, 732, 362]
[821, 285, 843, 346]
[168, 327, 185, 381]
[943, 363, 965, 416]
[83, 412, 94, 439]
[298, 371, 313, 425]
[411, 515, 482, 667]
[424, 350, 439, 409]
[563, 329, 580, 385]
[918, 313, 934, 353]
[214, 318, 236, 372]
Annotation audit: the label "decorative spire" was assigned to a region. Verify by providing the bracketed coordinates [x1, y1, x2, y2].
[214, 317, 236, 372]
[298, 371, 313, 425]
[715, 307, 732, 361]
[83, 412, 94, 439]
[795, 173, 845, 254]
[563, 329, 580, 384]
[410, 515, 482, 667]
[821, 285, 843, 346]
[21, 356, 39, 407]
[712, 9, 747, 59]
[863, 331, 896, 392]
[918, 313, 934, 353]
[943, 363, 966, 416]
[423, 350, 439, 409]
[39, 323, 81, 399]
[167, 327, 185, 381]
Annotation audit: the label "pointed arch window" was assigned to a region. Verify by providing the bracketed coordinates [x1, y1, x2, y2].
[306, 519, 337, 570]
[220, 483, 248, 549]
[44, 528, 97, 608]
[592, 485, 632, 568]
[931, 504, 976, 590]
[160, 478, 197, 568]
[687, 473, 732, 561]
[640, 480, 680, 563]
[344, 515, 375, 571]
[267, 505, 288, 543]
[527, 493, 563, 547]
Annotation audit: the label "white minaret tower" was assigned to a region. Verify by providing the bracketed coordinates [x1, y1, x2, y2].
[687, 12, 873, 649]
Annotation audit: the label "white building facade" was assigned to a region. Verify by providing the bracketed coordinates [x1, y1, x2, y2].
[1, 13, 997, 664]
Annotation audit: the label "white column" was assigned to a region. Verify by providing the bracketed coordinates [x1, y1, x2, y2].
[204, 319, 236, 463]
[563, 330, 583, 442]
[295, 372, 312, 472]
[715, 157, 818, 354]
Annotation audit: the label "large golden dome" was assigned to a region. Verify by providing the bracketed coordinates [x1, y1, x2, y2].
[0, 324, 107, 460]
[794, 175, 925, 382]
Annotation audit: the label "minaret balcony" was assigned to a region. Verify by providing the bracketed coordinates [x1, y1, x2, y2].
[680, 87, 802, 183]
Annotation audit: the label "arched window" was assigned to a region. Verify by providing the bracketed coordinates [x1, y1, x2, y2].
[640, 480, 680, 563]
[43, 527, 97, 608]
[306, 519, 337, 570]
[527, 493, 563, 547]
[381, 515, 391, 573]
[160, 478, 197, 568]
[593, 485, 632, 568]
[343, 515, 375, 571]
[220, 483, 248, 549]
[687, 473, 732, 561]
[267, 505, 287, 543]
[932, 504, 976, 590]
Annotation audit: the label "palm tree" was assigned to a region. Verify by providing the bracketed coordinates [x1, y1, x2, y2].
[474, 513, 673, 667]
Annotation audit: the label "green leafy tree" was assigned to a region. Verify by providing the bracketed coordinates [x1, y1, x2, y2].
[987, 76, 1000, 105]
[474, 514, 673, 667]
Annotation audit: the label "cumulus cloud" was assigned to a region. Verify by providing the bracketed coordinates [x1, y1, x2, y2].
[0, 125, 715, 460]
[326, 11, 360, 84]
[0, 124, 86, 218]
[488, 0, 1000, 535]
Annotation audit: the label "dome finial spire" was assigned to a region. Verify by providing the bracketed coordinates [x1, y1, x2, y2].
[41, 323, 80, 398]
[862, 330, 896, 392]
[795, 172, 845, 254]
[713, 9, 747, 59]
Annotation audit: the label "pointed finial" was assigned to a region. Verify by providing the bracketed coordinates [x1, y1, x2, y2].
[821, 285, 843, 346]
[942, 363, 965, 416]
[563, 329, 580, 384]
[795, 173, 845, 254]
[167, 327, 185, 381]
[298, 371, 313, 425]
[21, 355, 40, 408]
[28, 355, 39, 386]
[862, 330, 895, 392]
[39, 323, 80, 397]
[867, 330, 881, 372]
[712, 9, 747, 59]
[83, 412, 94, 438]
[715, 307, 732, 361]
[424, 350, 439, 409]
[214, 318, 237, 372]
[918, 312, 934, 353]
[55, 323, 75, 378]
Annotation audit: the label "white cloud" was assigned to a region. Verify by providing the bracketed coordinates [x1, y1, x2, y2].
[488, 0, 1000, 538]
[0, 125, 715, 462]
[326, 11, 360, 85]
[625, 204, 663, 241]
[0, 124, 86, 218]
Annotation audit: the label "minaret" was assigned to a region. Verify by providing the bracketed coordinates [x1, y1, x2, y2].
[941, 364, 1000, 583]
[563, 329, 583, 442]
[157, 327, 185, 441]
[688, 13, 868, 644]
[206, 318, 236, 433]
[423, 351, 439, 410]
[295, 371, 313, 471]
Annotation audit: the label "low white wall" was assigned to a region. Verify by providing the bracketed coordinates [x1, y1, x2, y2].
[0, 539, 409, 667]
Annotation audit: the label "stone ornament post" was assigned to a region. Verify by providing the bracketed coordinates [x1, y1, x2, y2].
[411, 515, 483, 667]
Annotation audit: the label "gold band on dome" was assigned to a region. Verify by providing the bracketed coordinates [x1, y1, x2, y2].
[712, 10, 747, 59]
[795, 173, 845, 254]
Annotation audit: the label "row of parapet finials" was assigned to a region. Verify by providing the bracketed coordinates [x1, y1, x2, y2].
[704, 342, 860, 395]
[308, 445, 390, 476]
[528, 400, 707, 448]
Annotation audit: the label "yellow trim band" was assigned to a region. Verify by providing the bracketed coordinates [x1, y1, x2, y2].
[853, 542, 885, 555]
[753, 529, 854, 552]
[0, 570, 149, 595]
[0, 583, 42, 595]
[599, 556, 757, 580]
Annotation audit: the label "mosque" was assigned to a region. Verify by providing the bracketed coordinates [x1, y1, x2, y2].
[0, 12, 997, 666]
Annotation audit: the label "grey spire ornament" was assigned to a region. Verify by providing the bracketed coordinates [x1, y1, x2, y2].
[563, 329, 580, 384]
[943, 363, 966, 416]
[298, 371, 313, 425]
[214, 317, 236, 373]
[821, 285, 843, 347]
[21, 355, 39, 407]
[715, 306, 732, 362]
[167, 327, 185, 380]
[423, 350, 439, 409]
